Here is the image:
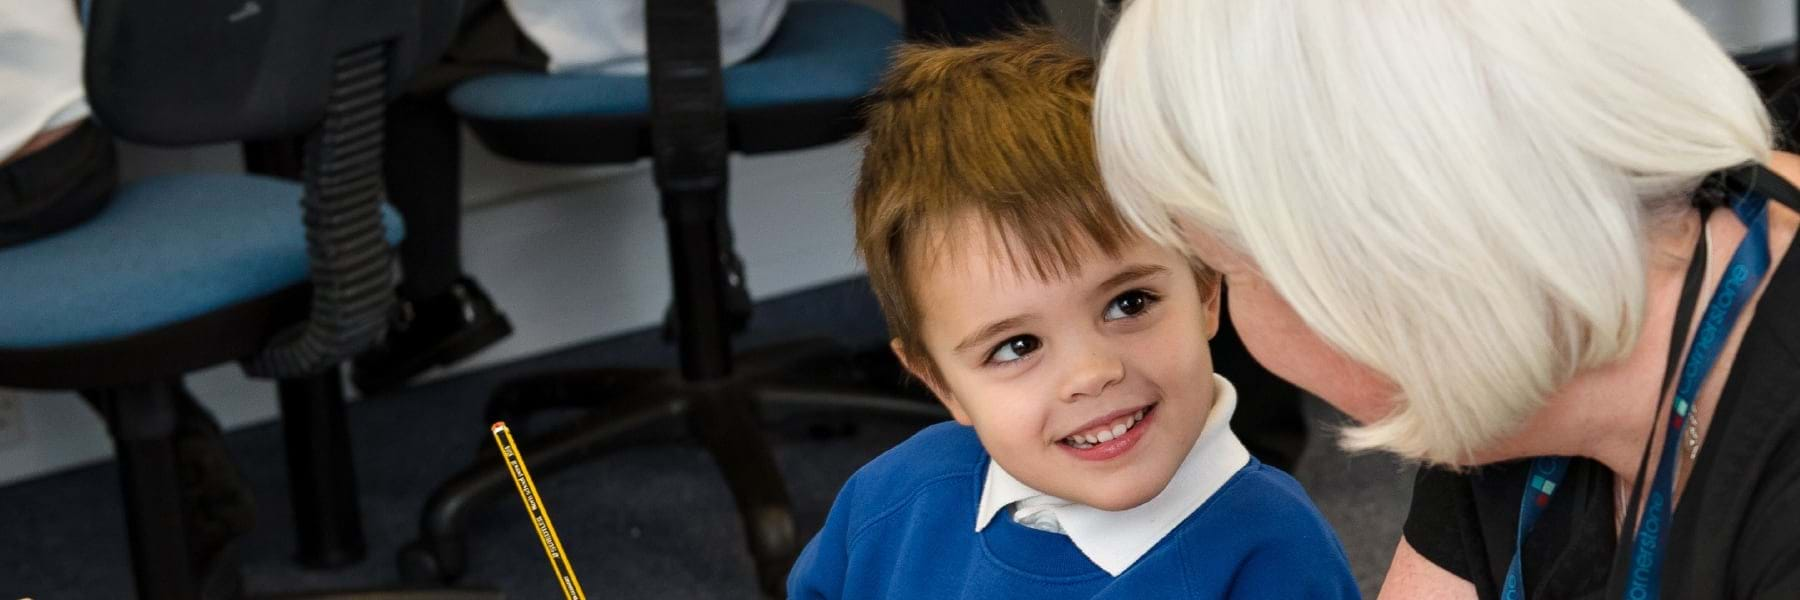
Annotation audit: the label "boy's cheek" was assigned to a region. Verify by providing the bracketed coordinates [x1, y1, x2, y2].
[940, 395, 974, 426]
[1139, 322, 1213, 377]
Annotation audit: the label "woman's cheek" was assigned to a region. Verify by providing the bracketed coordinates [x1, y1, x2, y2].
[1225, 278, 1308, 381]
[1226, 275, 1397, 423]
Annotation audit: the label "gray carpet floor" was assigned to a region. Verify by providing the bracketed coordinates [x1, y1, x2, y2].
[0, 277, 1413, 599]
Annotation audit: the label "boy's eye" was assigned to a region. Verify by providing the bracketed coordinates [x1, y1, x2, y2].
[988, 335, 1041, 364]
[1104, 290, 1158, 321]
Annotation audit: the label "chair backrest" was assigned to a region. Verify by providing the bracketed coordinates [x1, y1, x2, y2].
[81, 0, 466, 378]
[84, 0, 462, 145]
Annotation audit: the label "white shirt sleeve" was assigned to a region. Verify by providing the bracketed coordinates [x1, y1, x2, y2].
[498, 0, 787, 75]
[0, 0, 91, 160]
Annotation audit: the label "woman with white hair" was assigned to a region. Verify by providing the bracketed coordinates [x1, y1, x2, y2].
[1094, 1, 1800, 598]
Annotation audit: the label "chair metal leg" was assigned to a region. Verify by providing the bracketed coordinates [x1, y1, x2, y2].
[664, 196, 735, 382]
[277, 366, 368, 568]
[690, 389, 797, 598]
[87, 383, 200, 600]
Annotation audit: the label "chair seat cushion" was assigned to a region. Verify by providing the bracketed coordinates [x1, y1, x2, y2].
[0, 173, 403, 349]
[447, 1, 900, 120]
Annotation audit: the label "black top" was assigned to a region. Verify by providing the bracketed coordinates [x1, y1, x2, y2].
[1404, 169, 1800, 599]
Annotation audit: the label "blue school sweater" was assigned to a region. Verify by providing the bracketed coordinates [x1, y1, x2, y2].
[788, 422, 1359, 599]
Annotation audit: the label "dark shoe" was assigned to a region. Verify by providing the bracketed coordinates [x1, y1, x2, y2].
[352, 277, 513, 395]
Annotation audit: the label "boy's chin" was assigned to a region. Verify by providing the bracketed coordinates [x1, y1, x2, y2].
[1063, 476, 1172, 512]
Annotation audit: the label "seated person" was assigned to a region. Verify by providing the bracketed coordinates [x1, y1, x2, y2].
[787, 32, 1357, 598]
[1, 0, 110, 247]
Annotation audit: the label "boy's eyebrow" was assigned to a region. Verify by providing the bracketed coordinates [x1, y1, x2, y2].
[954, 315, 1034, 355]
[949, 265, 1168, 355]
[1097, 264, 1169, 292]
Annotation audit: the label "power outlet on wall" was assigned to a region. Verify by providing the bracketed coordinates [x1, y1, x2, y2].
[0, 390, 25, 450]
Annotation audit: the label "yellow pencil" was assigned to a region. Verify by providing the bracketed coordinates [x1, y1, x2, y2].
[492, 422, 586, 600]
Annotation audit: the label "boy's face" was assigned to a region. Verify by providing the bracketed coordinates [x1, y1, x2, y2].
[900, 217, 1221, 511]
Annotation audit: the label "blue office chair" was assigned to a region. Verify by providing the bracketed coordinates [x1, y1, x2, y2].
[0, 1, 496, 598]
[394, 1, 946, 596]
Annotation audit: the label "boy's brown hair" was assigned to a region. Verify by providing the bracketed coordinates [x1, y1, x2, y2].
[854, 30, 1214, 372]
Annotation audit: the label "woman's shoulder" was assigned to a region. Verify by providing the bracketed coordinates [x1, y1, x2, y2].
[1402, 458, 1619, 597]
[1735, 161, 1800, 385]
[1743, 152, 1800, 370]
[1762, 152, 1800, 277]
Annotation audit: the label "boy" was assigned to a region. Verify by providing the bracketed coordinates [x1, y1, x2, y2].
[786, 32, 1359, 599]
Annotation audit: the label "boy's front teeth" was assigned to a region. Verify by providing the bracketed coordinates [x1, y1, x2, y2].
[1064, 408, 1149, 448]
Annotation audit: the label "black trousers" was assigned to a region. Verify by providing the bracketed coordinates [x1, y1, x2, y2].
[0, 120, 116, 248]
[382, 0, 543, 300]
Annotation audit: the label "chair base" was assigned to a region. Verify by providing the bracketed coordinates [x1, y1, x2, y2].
[396, 338, 945, 598]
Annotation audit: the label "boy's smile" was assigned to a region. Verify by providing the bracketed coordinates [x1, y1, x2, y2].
[1058, 402, 1155, 460]
[899, 214, 1221, 511]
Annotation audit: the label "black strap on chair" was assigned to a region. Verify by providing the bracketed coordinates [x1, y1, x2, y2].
[647, 0, 729, 184]
[647, 0, 737, 381]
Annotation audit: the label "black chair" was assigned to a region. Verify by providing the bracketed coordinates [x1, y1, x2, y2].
[0, 0, 497, 598]
[393, 1, 947, 596]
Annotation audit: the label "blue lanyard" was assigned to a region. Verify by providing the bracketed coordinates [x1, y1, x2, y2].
[1502, 189, 1772, 600]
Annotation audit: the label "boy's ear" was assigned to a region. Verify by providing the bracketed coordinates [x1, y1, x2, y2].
[890, 339, 972, 426]
[1202, 280, 1224, 341]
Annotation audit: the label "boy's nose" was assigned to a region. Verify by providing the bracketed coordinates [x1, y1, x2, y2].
[1060, 348, 1124, 402]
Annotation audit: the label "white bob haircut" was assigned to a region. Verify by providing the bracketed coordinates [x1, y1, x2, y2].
[1096, 0, 1772, 464]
